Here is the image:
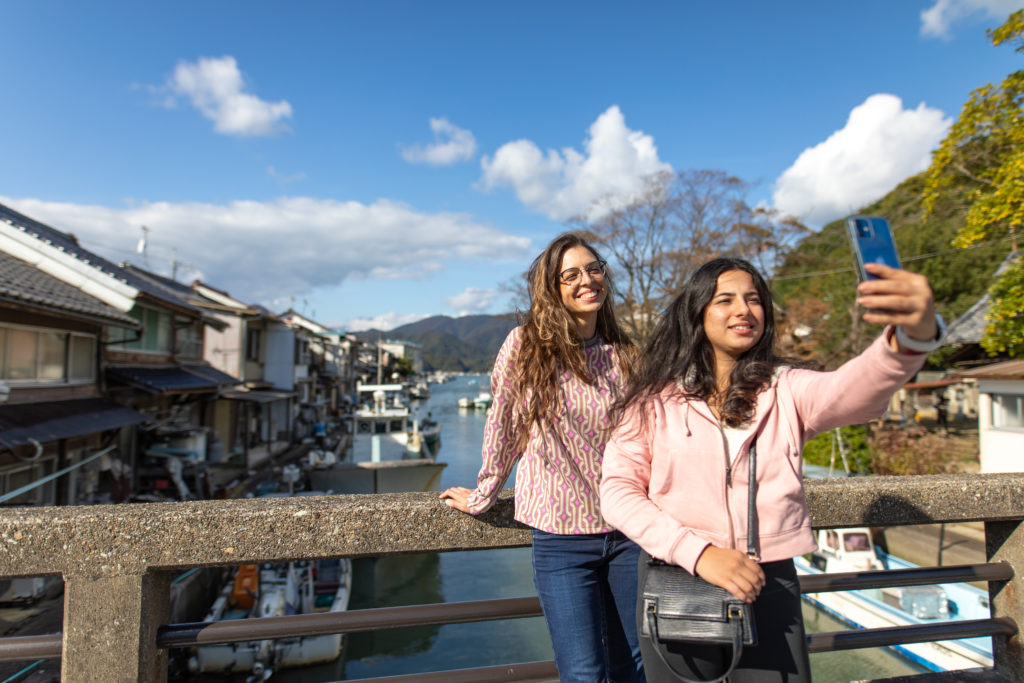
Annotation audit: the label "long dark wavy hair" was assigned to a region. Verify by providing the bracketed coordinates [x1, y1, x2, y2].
[617, 257, 796, 428]
[512, 231, 636, 450]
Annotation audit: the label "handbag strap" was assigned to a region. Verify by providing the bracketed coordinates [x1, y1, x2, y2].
[747, 439, 758, 560]
[644, 606, 743, 683]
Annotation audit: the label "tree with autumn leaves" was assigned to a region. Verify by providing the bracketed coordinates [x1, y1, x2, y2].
[924, 9, 1024, 357]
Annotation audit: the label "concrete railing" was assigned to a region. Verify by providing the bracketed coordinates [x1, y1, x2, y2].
[0, 473, 1023, 682]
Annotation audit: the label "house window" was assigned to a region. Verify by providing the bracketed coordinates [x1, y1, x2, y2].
[176, 320, 203, 359]
[992, 393, 1024, 429]
[294, 339, 310, 365]
[0, 458, 56, 506]
[246, 329, 262, 362]
[114, 305, 172, 353]
[0, 325, 96, 385]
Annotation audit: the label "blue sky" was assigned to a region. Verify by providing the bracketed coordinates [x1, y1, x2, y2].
[2, 0, 1022, 330]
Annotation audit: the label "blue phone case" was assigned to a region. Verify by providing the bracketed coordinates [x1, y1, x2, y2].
[845, 216, 900, 281]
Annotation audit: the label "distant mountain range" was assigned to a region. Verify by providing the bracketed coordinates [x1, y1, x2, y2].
[355, 314, 519, 372]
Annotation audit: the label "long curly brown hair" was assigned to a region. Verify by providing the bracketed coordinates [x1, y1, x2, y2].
[511, 232, 635, 450]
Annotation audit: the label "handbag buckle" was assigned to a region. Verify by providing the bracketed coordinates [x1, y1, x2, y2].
[728, 605, 744, 620]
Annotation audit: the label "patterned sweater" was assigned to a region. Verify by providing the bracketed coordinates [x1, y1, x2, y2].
[465, 325, 625, 534]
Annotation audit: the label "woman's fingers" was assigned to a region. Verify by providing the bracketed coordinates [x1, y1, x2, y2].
[694, 547, 767, 603]
[857, 264, 937, 341]
[439, 486, 473, 513]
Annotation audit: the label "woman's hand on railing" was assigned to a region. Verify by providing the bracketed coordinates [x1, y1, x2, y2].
[694, 546, 766, 603]
[440, 486, 473, 513]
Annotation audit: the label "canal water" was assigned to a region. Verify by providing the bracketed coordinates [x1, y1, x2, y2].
[213, 374, 928, 683]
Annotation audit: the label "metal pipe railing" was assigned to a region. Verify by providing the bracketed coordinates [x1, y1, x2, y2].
[799, 562, 1013, 593]
[808, 617, 1018, 653]
[158, 596, 544, 647]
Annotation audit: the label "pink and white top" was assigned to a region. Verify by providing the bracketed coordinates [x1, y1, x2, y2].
[465, 325, 624, 534]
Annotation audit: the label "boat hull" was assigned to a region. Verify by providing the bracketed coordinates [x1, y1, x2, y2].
[309, 459, 447, 494]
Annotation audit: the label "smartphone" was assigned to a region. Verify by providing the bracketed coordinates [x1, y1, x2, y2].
[845, 216, 900, 281]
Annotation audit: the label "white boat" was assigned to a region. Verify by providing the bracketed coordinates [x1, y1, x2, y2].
[308, 384, 446, 494]
[796, 527, 993, 673]
[191, 557, 353, 678]
[408, 381, 431, 400]
[458, 391, 493, 410]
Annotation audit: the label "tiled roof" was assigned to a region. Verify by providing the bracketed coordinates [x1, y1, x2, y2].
[0, 203, 201, 315]
[945, 252, 1020, 345]
[0, 251, 140, 328]
[957, 359, 1024, 380]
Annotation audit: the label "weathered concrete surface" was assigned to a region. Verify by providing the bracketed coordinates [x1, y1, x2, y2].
[805, 473, 1024, 529]
[987, 520, 1024, 682]
[1, 475, 1024, 579]
[0, 490, 527, 579]
[62, 572, 171, 683]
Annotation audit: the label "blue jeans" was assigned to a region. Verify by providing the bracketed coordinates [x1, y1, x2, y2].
[531, 529, 646, 683]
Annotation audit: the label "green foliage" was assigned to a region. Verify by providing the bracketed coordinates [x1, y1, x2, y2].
[801, 426, 871, 473]
[393, 356, 415, 378]
[982, 256, 1024, 356]
[774, 173, 1005, 366]
[920, 10, 1024, 357]
[866, 425, 976, 475]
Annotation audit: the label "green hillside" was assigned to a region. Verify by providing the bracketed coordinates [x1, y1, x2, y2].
[774, 173, 1007, 366]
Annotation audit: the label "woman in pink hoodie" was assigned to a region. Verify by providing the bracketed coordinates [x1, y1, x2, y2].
[600, 257, 941, 682]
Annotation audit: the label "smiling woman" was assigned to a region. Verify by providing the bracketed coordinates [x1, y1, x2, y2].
[601, 256, 943, 683]
[440, 231, 645, 682]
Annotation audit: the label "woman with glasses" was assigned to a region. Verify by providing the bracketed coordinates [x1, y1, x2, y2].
[441, 231, 645, 682]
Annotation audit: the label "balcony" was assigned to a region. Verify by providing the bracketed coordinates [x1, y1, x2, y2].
[0, 473, 1022, 682]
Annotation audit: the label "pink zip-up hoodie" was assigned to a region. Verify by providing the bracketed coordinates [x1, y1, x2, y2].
[600, 330, 926, 573]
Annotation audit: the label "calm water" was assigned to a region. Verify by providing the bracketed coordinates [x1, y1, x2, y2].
[201, 375, 928, 682]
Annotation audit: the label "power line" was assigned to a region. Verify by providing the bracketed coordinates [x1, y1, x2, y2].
[772, 235, 1014, 282]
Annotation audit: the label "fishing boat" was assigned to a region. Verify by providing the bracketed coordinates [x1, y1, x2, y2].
[419, 413, 441, 456]
[190, 556, 352, 679]
[408, 380, 431, 400]
[307, 383, 446, 494]
[795, 527, 992, 672]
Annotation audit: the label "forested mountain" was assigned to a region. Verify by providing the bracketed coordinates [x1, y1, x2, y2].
[357, 314, 518, 372]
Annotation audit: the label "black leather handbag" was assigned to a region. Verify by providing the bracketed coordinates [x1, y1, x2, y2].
[640, 441, 760, 683]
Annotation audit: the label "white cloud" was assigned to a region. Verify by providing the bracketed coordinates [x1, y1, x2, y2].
[479, 105, 672, 221]
[165, 56, 292, 137]
[401, 118, 477, 165]
[343, 312, 432, 332]
[771, 94, 951, 227]
[444, 287, 507, 315]
[266, 166, 307, 184]
[2, 196, 531, 306]
[921, 0, 1024, 38]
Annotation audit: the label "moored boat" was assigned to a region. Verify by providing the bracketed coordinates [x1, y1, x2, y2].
[307, 383, 445, 494]
[190, 557, 352, 679]
[796, 527, 992, 673]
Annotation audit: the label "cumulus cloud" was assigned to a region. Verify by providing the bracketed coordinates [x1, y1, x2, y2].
[772, 94, 951, 227]
[479, 105, 672, 221]
[444, 287, 507, 316]
[1, 196, 531, 306]
[343, 312, 432, 332]
[401, 118, 478, 165]
[165, 56, 292, 136]
[921, 0, 1024, 38]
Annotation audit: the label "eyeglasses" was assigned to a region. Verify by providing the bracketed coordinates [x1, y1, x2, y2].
[559, 260, 606, 285]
